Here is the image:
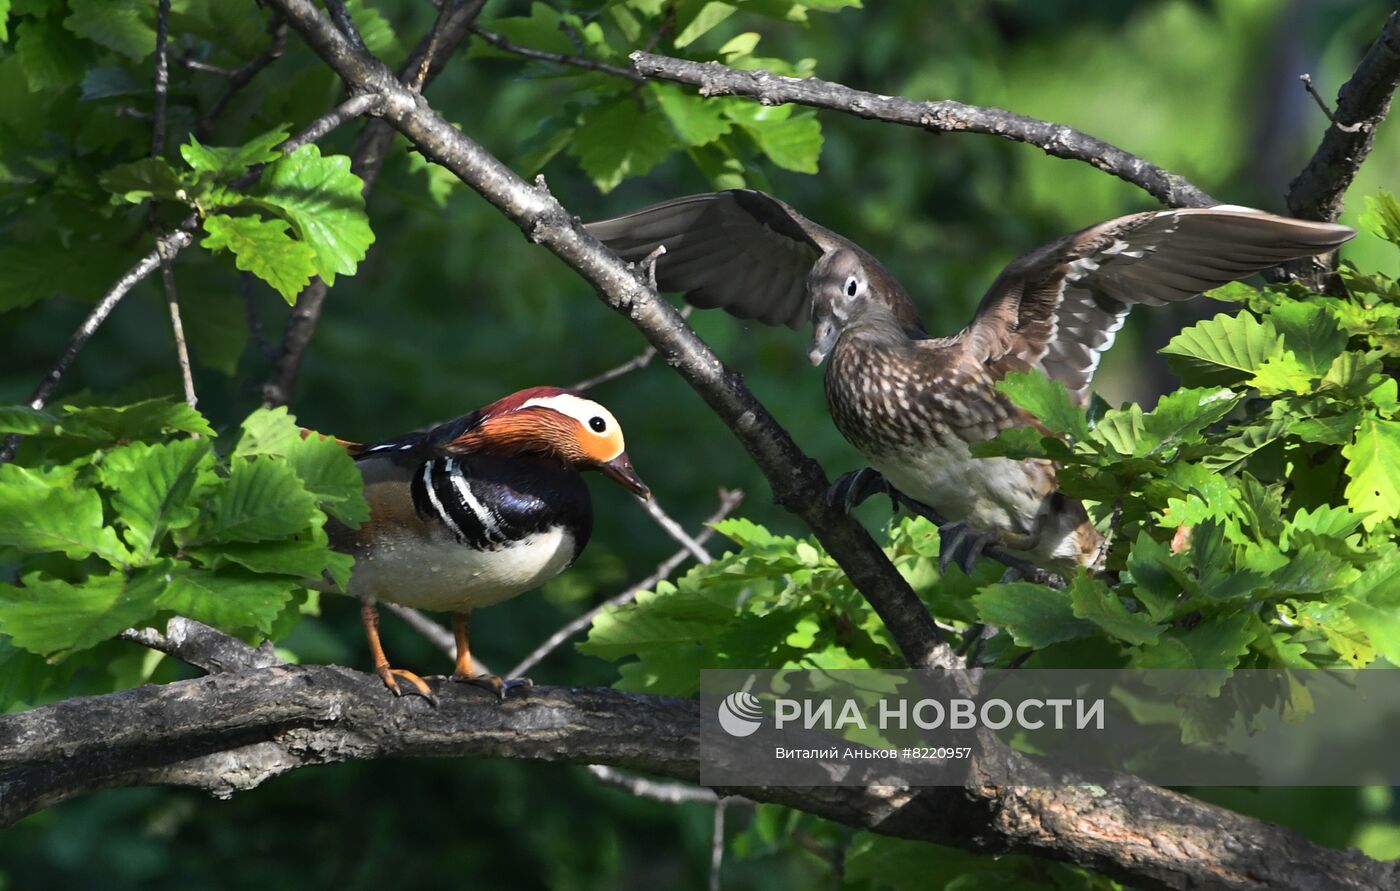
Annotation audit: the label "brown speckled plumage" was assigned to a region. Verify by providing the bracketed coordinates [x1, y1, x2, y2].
[588, 191, 1354, 570]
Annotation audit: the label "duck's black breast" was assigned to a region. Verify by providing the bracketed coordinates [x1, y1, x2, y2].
[409, 454, 593, 559]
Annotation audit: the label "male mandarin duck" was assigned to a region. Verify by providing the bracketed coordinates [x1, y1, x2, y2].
[586, 190, 1353, 573]
[326, 386, 648, 700]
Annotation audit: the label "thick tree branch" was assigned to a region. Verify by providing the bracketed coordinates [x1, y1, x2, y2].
[1, 667, 1394, 891]
[628, 52, 1216, 209]
[1287, 10, 1400, 223]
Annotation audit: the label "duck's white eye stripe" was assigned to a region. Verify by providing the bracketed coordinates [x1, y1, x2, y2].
[521, 394, 618, 431]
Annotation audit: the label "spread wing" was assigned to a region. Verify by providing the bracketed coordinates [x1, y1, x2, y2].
[585, 190, 848, 328]
[964, 206, 1355, 405]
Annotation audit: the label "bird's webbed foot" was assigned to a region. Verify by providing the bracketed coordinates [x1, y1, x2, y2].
[453, 672, 534, 701]
[827, 467, 894, 514]
[936, 521, 994, 576]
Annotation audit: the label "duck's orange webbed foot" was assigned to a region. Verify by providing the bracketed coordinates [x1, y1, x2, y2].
[377, 665, 439, 705]
[452, 672, 533, 700]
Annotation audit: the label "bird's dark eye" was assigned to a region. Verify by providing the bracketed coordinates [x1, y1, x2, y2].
[589, 416, 607, 433]
[845, 277, 859, 297]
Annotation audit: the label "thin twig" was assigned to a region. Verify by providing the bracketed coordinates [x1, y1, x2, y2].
[117, 617, 281, 674]
[471, 25, 645, 83]
[323, 0, 366, 50]
[241, 272, 278, 359]
[1299, 74, 1363, 133]
[640, 495, 714, 565]
[281, 93, 381, 153]
[152, 0, 172, 157]
[199, 18, 288, 138]
[159, 251, 198, 409]
[508, 489, 743, 678]
[710, 798, 727, 891]
[585, 765, 719, 805]
[413, 0, 455, 92]
[182, 58, 239, 77]
[0, 222, 198, 466]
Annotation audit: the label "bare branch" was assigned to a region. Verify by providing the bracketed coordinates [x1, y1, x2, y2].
[1288, 10, 1400, 223]
[3, 667, 1396, 891]
[640, 495, 715, 565]
[158, 254, 198, 409]
[572, 307, 689, 391]
[261, 0, 487, 409]
[152, 0, 172, 157]
[471, 25, 646, 83]
[0, 221, 198, 466]
[585, 764, 719, 805]
[710, 798, 727, 891]
[118, 617, 281, 674]
[322, 0, 365, 50]
[509, 488, 743, 678]
[628, 52, 1216, 209]
[198, 18, 289, 138]
[1299, 74, 1364, 134]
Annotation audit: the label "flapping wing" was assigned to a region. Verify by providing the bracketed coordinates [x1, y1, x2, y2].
[966, 206, 1355, 405]
[585, 190, 849, 328]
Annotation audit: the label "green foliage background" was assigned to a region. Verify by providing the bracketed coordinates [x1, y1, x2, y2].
[1, 0, 1398, 888]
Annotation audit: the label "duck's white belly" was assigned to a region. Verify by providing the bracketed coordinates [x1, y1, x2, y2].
[872, 437, 1048, 538]
[347, 526, 577, 612]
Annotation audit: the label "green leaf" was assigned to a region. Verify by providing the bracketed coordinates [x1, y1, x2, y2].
[181, 126, 289, 178]
[1069, 573, 1163, 645]
[1283, 504, 1363, 549]
[246, 145, 373, 286]
[0, 406, 56, 435]
[1267, 301, 1348, 374]
[1161, 311, 1283, 386]
[1091, 404, 1146, 456]
[1344, 552, 1400, 665]
[57, 397, 215, 443]
[0, 465, 128, 565]
[196, 539, 352, 589]
[651, 83, 732, 147]
[1249, 351, 1314, 395]
[63, 0, 154, 60]
[0, 0, 10, 43]
[0, 571, 161, 656]
[196, 457, 319, 544]
[154, 564, 299, 635]
[570, 98, 675, 193]
[994, 370, 1089, 439]
[100, 157, 186, 204]
[673, 1, 736, 48]
[1359, 191, 1400, 247]
[98, 439, 215, 560]
[728, 104, 823, 173]
[1140, 386, 1241, 453]
[972, 582, 1095, 648]
[286, 432, 369, 527]
[201, 214, 317, 303]
[16, 16, 88, 91]
[1343, 415, 1400, 529]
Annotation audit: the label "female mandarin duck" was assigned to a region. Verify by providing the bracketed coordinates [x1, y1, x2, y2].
[587, 190, 1352, 573]
[327, 387, 648, 701]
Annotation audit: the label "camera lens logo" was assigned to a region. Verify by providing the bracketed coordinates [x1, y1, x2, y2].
[717, 691, 764, 737]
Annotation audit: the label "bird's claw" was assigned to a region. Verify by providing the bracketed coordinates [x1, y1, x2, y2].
[937, 521, 993, 575]
[454, 672, 534, 701]
[378, 666, 439, 707]
[828, 467, 891, 513]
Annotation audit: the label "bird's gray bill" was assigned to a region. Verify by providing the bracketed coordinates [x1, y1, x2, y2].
[602, 453, 651, 499]
[808, 318, 838, 366]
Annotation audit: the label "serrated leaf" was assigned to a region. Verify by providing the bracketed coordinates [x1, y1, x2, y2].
[16, 17, 88, 91]
[570, 98, 674, 193]
[195, 539, 352, 589]
[580, 605, 723, 660]
[0, 571, 161, 656]
[202, 214, 317, 303]
[196, 457, 319, 544]
[968, 426, 1057, 460]
[98, 439, 215, 560]
[181, 126, 289, 178]
[1204, 420, 1286, 471]
[1267, 301, 1348, 374]
[1343, 552, 1400, 665]
[1343, 415, 1400, 529]
[1125, 533, 1191, 620]
[56, 397, 215, 443]
[154, 563, 298, 635]
[1141, 386, 1241, 453]
[714, 517, 777, 548]
[729, 105, 823, 173]
[1069, 573, 1163, 645]
[63, 0, 154, 60]
[286, 432, 368, 527]
[994, 370, 1089, 439]
[652, 83, 732, 146]
[1283, 504, 1363, 548]
[1359, 191, 1400, 247]
[100, 157, 187, 204]
[1161, 312, 1283, 386]
[1249, 351, 1314, 395]
[1091, 404, 1146, 456]
[246, 145, 373, 285]
[0, 465, 128, 565]
[235, 406, 304, 457]
[972, 583, 1095, 648]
